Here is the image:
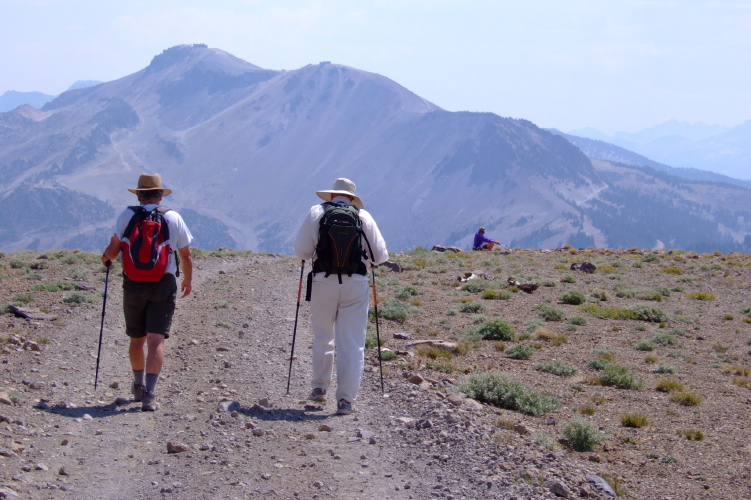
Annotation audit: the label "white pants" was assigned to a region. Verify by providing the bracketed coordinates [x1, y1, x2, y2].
[310, 272, 369, 403]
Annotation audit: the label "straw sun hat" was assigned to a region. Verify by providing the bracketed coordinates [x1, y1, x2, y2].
[127, 173, 172, 196]
[316, 178, 364, 208]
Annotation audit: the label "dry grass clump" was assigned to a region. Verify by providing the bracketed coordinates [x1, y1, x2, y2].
[678, 429, 705, 441]
[685, 292, 717, 301]
[415, 345, 453, 360]
[655, 377, 684, 393]
[535, 328, 568, 346]
[670, 391, 703, 406]
[621, 413, 649, 428]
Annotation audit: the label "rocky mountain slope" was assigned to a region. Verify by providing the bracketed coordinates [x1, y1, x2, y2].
[0, 246, 750, 499]
[1, 44, 750, 254]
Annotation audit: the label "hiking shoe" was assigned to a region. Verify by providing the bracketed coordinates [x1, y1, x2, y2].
[336, 398, 353, 415]
[141, 391, 158, 412]
[307, 388, 327, 403]
[131, 383, 145, 402]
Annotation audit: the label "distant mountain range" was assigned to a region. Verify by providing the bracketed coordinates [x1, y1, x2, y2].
[569, 120, 751, 180]
[0, 81, 101, 112]
[0, 44, 750, 254]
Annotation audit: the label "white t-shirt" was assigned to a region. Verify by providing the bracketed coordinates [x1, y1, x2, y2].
[115, 204, 193, 276]
[293, 196, 389, 266]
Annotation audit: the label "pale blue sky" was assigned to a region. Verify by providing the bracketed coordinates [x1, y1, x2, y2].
[2, 0, 749, 134]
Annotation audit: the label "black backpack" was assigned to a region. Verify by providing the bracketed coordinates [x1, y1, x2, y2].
[313, 202, 367, 283]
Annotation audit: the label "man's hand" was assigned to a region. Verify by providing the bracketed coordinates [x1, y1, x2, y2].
[181, 279, 192, 298]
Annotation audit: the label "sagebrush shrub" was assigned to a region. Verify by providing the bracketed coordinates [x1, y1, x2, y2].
[562, 418, 604, 452]
[459, 301, 486, 314]
[597, 364, 643, 389]
[534, 360, 577, 377]
[536, 304, 565, 322]
[477, 319, 517, 341]
[560, 290, 586, 305]
[458, 370, 560, 416]
[506, 344, 535, 360]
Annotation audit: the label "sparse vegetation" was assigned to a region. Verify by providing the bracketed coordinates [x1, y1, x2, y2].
[506, 344, 535, 360]
[458, 370, 560, 416]
[621, 413, 649, 428]
[534, 360, 577, 377]
[562, 418, 604, 452]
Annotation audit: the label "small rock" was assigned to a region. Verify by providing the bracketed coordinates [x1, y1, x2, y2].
[258, 398, 271, 407]
[252, 429, 265, 437]
[548, 480, 572, 498]
[586, 475, 617, 497]
[82, 414, 93, 420]
[446, 394, 464, 407]
[318, 424, 333, 432]
[109, 381, 120, 389]
[115, 397, 130, 406]
[0, 393, 13, 405]
[166, 442, 189, 454]
[304, 433, 316, 440]
[513, 423, 531, 435]
[217, 400, 241, 412]
[35, 463, 49, 471]
[61, 439, 69, 446]
[393, 332, 411, 339]
[407, 374, 424, 385]
[59, 467, 69, 476]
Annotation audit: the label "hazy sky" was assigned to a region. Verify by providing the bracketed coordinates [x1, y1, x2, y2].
[2, 0, 750, 135]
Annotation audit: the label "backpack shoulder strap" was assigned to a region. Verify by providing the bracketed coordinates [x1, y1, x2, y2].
[123, 206, 147, 239]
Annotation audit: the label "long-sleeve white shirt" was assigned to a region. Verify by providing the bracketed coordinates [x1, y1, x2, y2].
[294, 195, 389, 266]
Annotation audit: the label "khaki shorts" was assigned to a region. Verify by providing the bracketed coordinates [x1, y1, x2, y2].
[122, 274, 177, 339]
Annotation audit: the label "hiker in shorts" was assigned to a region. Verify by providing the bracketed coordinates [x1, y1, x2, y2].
[473, 227, 501, 251]
[101, 173, 193, 411]
[293, 178, 388, 415]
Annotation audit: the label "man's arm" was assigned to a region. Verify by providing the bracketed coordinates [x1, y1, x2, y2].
[178, 245, 193, 297]
[102, 234, 121, 265]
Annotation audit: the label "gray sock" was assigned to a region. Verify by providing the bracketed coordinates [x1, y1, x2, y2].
[145, 373, 159, 393]
[133, 369, 145, 386]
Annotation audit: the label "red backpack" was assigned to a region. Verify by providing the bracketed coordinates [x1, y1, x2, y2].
[120, 206, 173, 282]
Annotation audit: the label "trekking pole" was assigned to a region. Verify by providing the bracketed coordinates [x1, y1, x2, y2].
[286, 260, 305, 395]
[360, 233, 384, 394]
[94, 260, 112, 390]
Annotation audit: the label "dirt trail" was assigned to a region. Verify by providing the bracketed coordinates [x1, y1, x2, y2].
[1, 252, 620, 500]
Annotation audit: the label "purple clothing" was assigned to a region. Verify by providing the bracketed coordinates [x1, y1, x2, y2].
[473, 232, 495, 249]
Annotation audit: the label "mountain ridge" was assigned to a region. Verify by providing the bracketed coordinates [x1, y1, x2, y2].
[1, 44, 750, 253]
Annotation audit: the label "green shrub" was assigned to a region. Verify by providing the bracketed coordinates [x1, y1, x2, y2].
[13, 293, 34, 304]
[534, 360, 577, 377]
[63, 292, 91, 306]
[380, 300, 409, 322]
[365, 331, 384, 348]
[588, 357, 612, 371]
[613, 283, 635, 298]
[32, 281, 79, 292]
[459, 301, 486, 314]
[380, 350, 397, 361]
[568, 316, 588, 326]
[633, 340, 655, 352]
[458, 370, 560, 416]
[536, 304, 565, 322]
[655, 363, 678, 374]
[652, 333, 676, 346]
[461, 280, 494, 293]
[598, 364, 643, 389]
[481, 290, 511, 300]
[560, 290, 586, 305]
[560, 274, 577, 283]
[506, 344, 535, 360]
[630, 305, 668, 323]
[395, 285, 422, 300]
[477, 319, 517, 341]
[562, 418, 604, 452]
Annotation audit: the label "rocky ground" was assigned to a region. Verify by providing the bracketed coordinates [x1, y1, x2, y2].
[0, 246, 750, 499]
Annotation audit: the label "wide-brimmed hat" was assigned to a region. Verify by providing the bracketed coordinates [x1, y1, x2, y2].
[316, 178, 364, 208]
[127, 173, 172, 196]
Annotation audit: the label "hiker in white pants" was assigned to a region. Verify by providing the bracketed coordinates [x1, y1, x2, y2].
[294, 178, 388, 415]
